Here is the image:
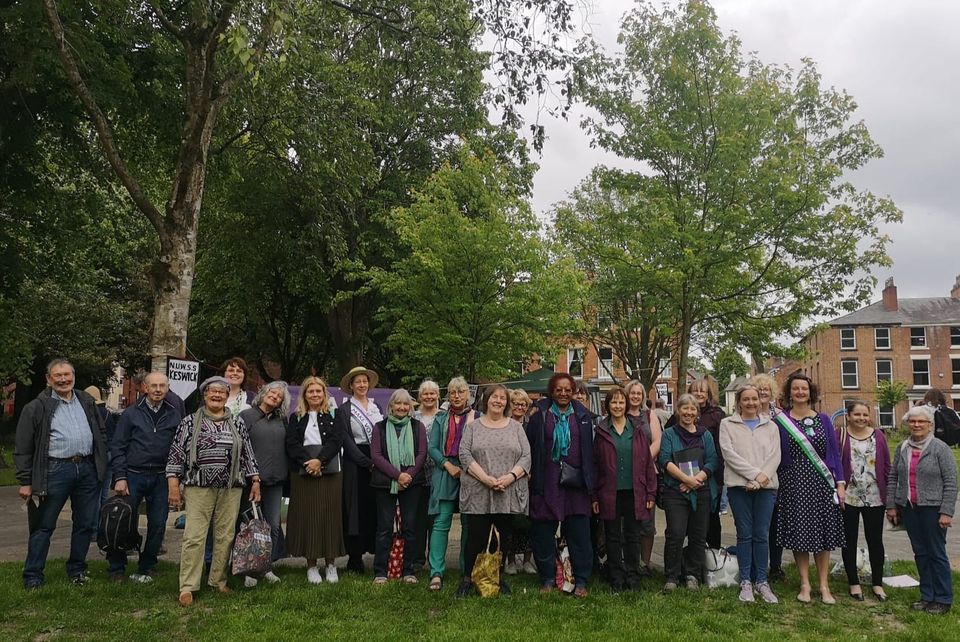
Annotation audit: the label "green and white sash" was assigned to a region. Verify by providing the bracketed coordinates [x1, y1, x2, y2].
[773, 413, 839, 505]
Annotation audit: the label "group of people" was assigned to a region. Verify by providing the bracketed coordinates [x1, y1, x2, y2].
[13, 358, 957, 614]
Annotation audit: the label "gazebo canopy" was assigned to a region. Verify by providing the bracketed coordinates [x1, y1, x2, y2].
[497, 367, 555, 393]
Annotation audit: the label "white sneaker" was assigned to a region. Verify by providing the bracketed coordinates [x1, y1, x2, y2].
[244, 575, 258, 588]
[325, 564, 339, 584]
[129, 574, 154, 584]
[505, 560, 518, 575]
[522, 560, 537, 575]
[738, 580, 755, 602]
[307, 567, 322, 585]
[264, 571, 281, 584]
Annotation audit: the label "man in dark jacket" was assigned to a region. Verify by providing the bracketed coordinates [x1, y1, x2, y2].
[107, 372, 183, 583]
[14, 358, 108, 589]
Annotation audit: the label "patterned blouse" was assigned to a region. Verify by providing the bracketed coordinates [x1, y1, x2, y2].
[845, 433, 881, 508]
[166, 412, 259, 488]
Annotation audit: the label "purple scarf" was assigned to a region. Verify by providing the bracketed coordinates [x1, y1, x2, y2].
[443, 406, 472, 457]
[676, 423, 707, 449]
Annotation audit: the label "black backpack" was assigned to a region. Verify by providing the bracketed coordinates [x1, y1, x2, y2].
[97, 495, 142, 553]
[934, 405, 960, 447]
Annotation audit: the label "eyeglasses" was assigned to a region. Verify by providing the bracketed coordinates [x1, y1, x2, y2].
[908, 419, 931, 425]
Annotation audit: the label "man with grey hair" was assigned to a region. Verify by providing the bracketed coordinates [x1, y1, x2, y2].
[107, 372, 184, 583]
[14, 358, 109, 589]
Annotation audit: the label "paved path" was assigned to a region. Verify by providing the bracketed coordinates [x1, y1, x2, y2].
[2, 485, 958, 574]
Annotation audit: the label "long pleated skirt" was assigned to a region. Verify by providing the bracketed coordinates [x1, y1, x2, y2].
[287, 472, 346, 562]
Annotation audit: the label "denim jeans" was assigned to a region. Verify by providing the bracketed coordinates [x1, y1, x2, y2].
[530, 514, 593, 588]
[727, 487, 777, 583]
[106, 472, 169, 575]
[902, 504, 953, 605]
[24, 458, 100, 585]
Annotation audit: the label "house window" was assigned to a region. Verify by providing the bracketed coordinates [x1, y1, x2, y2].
[952, 327, 960, 347]
[840, 328, 856, 350]
[953, 358, 960, 387]
[598, 315, 612, 331]
[567, 348, 584, 378]
[910, 327, 927, 348]
[877, 405, 894, 429]
[874, 327, 891, 350]
[875, 359, 893, 384]
[659, 358, 672, 380]
[841, 360, 859, 389]
[597, 347, 614, 380]
[912, 358, 930, 387]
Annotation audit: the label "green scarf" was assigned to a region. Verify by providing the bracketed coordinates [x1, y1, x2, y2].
[550, 402, 574, 463]
[386, 414, 415, 494]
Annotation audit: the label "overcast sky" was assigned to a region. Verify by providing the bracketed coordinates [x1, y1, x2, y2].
[526, 0, 959, 302]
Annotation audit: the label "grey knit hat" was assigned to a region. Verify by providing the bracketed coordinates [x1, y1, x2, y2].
[199, 376, 231, 394]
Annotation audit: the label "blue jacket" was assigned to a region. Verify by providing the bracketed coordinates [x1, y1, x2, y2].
[658, 426, 719, 511]
[526, 398, 596, 495]
[110, 396, 184, 483]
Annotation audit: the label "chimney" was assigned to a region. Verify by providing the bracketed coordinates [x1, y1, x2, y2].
[952, 275, 960, 300]
[882, 277, 898, 311]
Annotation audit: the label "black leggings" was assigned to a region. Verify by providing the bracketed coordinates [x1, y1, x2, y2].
[463, 514, 513, 579]
[841, 504, 885, 586]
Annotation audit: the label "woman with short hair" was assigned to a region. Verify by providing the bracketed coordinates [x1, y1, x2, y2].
[773, 373, 845, 604]
[887, 405, 958, 614]
[238, 381, 291, 586]
[719, 384, 781, 603]
[166, 376, 260, 606]
[455, 385, 531, 597]
[592, 386, 657, 591]
[286, 377, 344, 585]
[527, 372, 597, 598]
[426, 376, 477, 590]
[839, 401, 890, 602]
[659, 393, 719, 592]
[370, 389, 428, 585]
[334, 366, 384, 574]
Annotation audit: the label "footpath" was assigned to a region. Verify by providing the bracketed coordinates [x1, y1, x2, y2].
[2, 485, 958, 572]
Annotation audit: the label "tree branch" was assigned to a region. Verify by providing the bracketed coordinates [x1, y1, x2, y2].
[146, 0, 186, 43]
[40, 0, 166, 238]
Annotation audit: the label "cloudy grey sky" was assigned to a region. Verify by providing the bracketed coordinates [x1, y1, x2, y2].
[527, 0, 959, 302]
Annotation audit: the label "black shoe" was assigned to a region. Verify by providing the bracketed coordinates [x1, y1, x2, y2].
[626, 578, 642, 591]
[23, 581, 42, 591]
[849, 590, 864, 602]
[345, 557, 365, 574]
[455, 580, 474, 598]
[911, 600, 931, 611]
[926, 602, 952, 615]
[768, 567, 786, 583]
[109, 572, 126, 584]
[609, 580, 625, 592]
[499, 580, 512, 596]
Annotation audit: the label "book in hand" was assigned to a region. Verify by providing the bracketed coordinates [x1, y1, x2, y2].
[672, 446, 704, 479]
[677, 460, 701, 478]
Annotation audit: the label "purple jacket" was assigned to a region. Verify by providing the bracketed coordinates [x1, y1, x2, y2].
[592, 416, 657, 521]
[839, 427, 890, 505]
[776, 412, 845, 483]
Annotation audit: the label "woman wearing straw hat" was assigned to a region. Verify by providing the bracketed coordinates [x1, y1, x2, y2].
[334, 366, 384, 574]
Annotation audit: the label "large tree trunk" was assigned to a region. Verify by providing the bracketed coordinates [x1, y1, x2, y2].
[149, 227, 199, 372]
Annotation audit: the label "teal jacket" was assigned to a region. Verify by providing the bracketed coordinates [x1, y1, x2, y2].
[658, 427, 719, 512]
[427, 408, 478, 515]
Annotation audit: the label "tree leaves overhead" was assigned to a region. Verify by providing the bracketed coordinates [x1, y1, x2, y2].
[569, 0, 901, 376]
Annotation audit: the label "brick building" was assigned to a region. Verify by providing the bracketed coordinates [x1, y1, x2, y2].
[790, 275, 960, 428]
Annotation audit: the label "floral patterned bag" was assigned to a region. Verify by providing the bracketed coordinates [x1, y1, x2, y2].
[231, 502, 273, 577]
[387, 505, 404, 579]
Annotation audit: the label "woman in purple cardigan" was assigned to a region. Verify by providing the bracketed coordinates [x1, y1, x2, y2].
[839, 401, 890, 601]
[369, 389, 428, 585]
[774, 373, 846, 605]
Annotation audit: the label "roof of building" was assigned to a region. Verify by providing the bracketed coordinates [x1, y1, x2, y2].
[828, 297, 960, 326]
[723, 375, 750, 393]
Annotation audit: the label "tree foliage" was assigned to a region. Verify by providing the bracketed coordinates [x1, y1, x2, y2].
[573, 0, 902, 375]
[875, 379, 908, 410]
[710, 345, 748, 388]
[373, 146, 578, 385]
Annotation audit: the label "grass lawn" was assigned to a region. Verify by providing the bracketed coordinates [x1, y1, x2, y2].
[0, 466, 17, 487]
[1, 560, 958, 641]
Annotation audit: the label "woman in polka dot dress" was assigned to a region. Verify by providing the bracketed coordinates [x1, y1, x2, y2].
[774, 373, 846, 605]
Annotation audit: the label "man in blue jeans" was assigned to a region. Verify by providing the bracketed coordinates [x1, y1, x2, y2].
[14, 358, 108, 589]
[108, 372, 183, 583]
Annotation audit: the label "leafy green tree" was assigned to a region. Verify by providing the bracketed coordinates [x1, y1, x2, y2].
[875, 380, 908, 410]
[373, 146, 578, 384]
[710, 345, 749, 389]
[574, 0, 902, 374]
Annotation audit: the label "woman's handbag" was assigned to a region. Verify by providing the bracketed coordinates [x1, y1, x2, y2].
[387, 505, 404, 579]
[230, 502, 273, 577]
[554, 537, 575, 593]
[471, 525, 502, 597]
[703, 548, 739, 588]
[559, 460, 585, 489]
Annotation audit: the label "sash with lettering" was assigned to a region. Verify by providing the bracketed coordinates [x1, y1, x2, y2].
[772, 413, 839, 505]
[350, 401, 376, 444]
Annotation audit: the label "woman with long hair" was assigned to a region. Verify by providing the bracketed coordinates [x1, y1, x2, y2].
[623, 379, 661, 575]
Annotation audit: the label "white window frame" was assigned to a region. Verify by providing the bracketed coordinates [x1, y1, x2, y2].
[567, 348, 584, 379]
[841, 360, 859, 389]
[875, 359, 893, 384]
[597, 346, 614, 381]
[840, 328, 856, 350]
[912, 357, 931, 387]
[876, 404, 895, 429]
[874, 327, 891, 350]
[659, 358, 672, 380]
[910, 327, 927, 349]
